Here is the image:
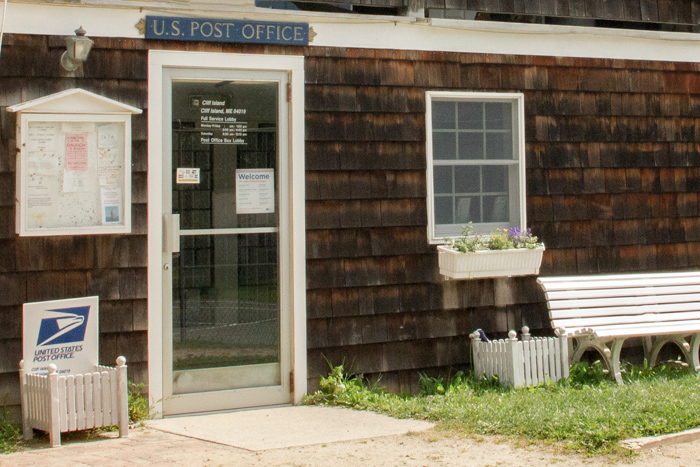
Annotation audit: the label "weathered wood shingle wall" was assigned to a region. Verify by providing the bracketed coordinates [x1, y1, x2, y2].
[303, 48, 700, 392]
[427, 0, 700, 24]
[2, 33, 699, 402]
[0, 34, 149, 421]
[296, 0, 700, 25]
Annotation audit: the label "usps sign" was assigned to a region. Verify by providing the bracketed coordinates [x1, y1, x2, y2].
[23, 296, 99, 375]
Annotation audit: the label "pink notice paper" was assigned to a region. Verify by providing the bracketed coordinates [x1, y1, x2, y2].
[65, 134, 89, 171]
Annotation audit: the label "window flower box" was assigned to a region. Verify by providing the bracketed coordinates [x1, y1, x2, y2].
[438, 244, 545, 279]
[438, 224, 545, 280]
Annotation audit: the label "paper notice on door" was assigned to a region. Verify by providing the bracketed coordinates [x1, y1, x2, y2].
[101, 187, 123, 224]
[176, 168, 200, 184]
[235, 169, 275, 214]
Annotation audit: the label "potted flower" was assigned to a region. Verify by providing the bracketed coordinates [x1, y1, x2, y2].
[438, 223, 545, 279]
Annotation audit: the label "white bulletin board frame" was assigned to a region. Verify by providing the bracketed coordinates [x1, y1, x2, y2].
[9, 89, 141, 236]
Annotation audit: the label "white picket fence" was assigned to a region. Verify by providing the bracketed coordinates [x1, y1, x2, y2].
[20, 356, 129, 447]
[470, 327, 569, 388]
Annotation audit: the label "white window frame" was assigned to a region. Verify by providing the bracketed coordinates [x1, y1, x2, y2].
[426, 91, 527, 244]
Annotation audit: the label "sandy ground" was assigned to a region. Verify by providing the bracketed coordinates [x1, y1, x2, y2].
[2, 426, 700, 467]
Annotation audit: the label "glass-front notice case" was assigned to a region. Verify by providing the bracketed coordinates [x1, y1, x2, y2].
[9, 89, 142, 236]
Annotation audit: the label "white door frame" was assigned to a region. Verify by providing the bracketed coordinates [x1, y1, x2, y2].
[147, 50, 306, 417]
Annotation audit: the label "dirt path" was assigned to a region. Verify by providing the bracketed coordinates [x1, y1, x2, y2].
[2, 426, 700, 466]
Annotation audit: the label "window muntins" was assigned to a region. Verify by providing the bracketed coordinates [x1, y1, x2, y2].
[426, 92, 526, 244]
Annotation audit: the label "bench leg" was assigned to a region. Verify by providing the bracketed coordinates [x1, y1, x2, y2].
[571, 337, 626, 384]
[646, 334, 700, 371]
[609, 339, 624, 385]
[689, 334, 700, 372]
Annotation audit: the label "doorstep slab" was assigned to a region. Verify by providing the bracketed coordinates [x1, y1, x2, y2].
[146, 405, 434, 451]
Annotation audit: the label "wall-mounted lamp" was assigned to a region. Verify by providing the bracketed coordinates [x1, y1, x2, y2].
[61, 26, 94, 72]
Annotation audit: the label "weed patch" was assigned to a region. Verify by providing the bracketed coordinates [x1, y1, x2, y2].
[128, 381, 152, 425]
[0, 407, 21, 454]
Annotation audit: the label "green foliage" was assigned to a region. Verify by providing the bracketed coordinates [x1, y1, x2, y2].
[128, 381, 152, 425]
[305, 363, 377, 408]
[487, 230, 513, 250]
[0, 407, 21, 454]
[307, 363, 700, 456]
[622, 359, 692, 382]
[566, 361, 609, 388]
[419, 371, 476, 396]
[447, 223, 543, 253]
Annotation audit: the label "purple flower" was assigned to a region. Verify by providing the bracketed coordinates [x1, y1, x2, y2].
[507, 227, 535, 247]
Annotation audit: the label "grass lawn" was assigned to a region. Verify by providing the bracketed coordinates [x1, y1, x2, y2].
[305, 362, 700, 456]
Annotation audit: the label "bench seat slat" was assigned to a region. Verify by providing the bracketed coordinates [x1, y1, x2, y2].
[544, 285, 700, 302]
[546, 292, 700, 311]
[550, 302, 700, 319]
[538, 275, 700, 292]
[553, 310, 700, 329]
[562, 320, 700, 338]
[538, 271, 700, 285]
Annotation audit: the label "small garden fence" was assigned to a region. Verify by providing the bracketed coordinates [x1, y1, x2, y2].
[20, 356, 128, 447]
[470, 327, 569, 388]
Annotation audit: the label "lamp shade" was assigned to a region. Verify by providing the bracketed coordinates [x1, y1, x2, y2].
[61, 27, 94, 71]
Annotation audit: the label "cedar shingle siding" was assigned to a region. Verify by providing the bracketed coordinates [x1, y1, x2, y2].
[299, 0, 700, 26]
[305, 48, 700, 391]
[2, 31, 700, 413]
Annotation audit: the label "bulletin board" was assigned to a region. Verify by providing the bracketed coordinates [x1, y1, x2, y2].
[9, 89, 141, 236]
[17, 115, 131, 235]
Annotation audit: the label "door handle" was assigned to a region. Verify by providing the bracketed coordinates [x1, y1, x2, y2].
[163, 213, 180, 254]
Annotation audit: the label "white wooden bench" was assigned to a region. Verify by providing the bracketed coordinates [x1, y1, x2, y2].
[537, 272, 700, 384]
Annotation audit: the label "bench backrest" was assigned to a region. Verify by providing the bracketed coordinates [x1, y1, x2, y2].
[537, 272, 700, 335]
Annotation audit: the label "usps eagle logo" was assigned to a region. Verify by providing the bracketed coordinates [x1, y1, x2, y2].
[36, 306, 90, 347]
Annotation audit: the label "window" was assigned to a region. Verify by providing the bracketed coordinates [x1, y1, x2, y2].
[426, 92, 526, 243]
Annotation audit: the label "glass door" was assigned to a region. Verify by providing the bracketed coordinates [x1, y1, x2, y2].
[162, 68, 291, 414]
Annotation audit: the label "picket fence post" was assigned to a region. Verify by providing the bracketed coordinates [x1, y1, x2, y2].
[506, 330, 524, 388]
[556, 327, 569, 379]
[116, 356, 128, 438]
[47, 364, 61, 448]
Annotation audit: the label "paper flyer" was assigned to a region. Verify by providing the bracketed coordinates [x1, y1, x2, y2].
[27, 122, 59, 152]
[101, 187, 122, 224]
[65, 134, 89, 171]
[97, 123, 119, 148]
[63, 169, 89, 192]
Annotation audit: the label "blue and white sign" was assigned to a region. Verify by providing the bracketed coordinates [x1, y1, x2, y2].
[23, 296, 99, 375]
[145, 16, 310, 45]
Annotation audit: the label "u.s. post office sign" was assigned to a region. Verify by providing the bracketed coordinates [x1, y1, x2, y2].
[145, 16, 311, 45]
[23, 296, 99, 375]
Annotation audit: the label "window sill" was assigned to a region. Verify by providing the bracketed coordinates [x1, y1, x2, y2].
[437, 245, 545, 280]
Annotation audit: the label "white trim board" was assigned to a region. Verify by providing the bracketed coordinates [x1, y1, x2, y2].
[4, 3, 700, 62]
[147, 50, 306, 417]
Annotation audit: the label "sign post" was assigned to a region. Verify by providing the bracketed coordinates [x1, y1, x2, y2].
[23, 296, 99, 375]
